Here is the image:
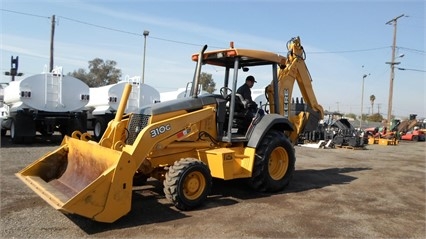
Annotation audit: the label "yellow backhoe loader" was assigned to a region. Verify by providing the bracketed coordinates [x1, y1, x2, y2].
[16, 36, 324, 223]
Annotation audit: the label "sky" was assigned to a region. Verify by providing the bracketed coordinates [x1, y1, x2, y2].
[1, 0, 425, 119]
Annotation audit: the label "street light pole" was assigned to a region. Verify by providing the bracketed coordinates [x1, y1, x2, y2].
[385, 14, 406, 126]
[360, 73, 369, 129]
[142, 30, 149, 84]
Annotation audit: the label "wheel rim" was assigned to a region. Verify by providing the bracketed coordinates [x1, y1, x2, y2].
[183, 171, 206, 200]
[268, 147, 288, 180]
[10, 121, 15, 138]
[94, 121, 102, 137]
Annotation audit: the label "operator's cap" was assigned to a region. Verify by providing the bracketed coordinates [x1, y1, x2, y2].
[246, 75, 257, 83]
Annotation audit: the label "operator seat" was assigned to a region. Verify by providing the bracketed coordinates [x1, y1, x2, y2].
[234, 93, 248, 111]
[225, 93, 247, 112]
[225, 93, 255, 135]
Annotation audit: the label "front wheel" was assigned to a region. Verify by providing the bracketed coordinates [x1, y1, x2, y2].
[163, 158, 212, 211]
[248, 130, 295, 192]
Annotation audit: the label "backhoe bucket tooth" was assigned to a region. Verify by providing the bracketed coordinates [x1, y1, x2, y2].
[15, 136, 135, 223]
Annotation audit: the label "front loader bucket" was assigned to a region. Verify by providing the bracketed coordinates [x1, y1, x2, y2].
[16, 136, 135, 223]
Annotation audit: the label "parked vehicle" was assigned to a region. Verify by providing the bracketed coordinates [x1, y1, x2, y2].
[85, 76, 160, 141]
[160, 82, 208, 102]
[1, 67, 90, 143]
[400, 128, 425, 141]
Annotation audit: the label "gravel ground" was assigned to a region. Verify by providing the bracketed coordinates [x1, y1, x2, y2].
[1, 134, 425, 238]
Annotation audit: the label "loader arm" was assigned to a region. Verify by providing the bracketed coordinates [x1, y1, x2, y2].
[265, 37, 324, 143]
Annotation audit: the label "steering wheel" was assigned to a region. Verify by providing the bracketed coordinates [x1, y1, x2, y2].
[220, 87, 232, 98]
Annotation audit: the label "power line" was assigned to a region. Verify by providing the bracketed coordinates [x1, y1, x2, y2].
[1, 8, 50, 19]
[397, 67, 426, 72]
[149, 36, 209, 47]
[58, 15, 144, 37]
[397, 46, 425, 55]
[58, 16, 222, 48]
[307, 46, 390, 54]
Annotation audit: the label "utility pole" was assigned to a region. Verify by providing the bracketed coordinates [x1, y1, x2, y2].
[360, 73, 370, 129]
[385, 14, 406, 126]
[142, 30, 149, 84]
[49, 15, 55, 72]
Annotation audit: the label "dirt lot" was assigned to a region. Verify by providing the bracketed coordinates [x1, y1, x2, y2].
[1, 134, 425, 238]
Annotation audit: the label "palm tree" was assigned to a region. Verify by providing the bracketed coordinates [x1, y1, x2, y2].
[370, 95, 376, 115]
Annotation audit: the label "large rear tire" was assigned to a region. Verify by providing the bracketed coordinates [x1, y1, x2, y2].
[164, 158, 212, 211]
[248, 130, 295, 192]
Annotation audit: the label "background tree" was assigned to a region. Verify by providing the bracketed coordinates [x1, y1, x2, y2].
[367, 113, 384, 122]
[369, 94, 376, 115]
[69, 58, 121, 87]
[199, 72, 216, 93]
[344, 113, 357, 120]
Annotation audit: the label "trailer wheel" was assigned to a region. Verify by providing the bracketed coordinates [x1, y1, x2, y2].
[164, 158, 212, 211]
[94, 117, 107, 141]
[11, 119, 35, 143]
[249, 130, 295, 192]
[62, 117, 86, 137]
[10, 120, 23, 143]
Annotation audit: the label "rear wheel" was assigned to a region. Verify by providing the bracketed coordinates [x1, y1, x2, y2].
[164, 158, 212, 211]
[248, 130, 295, 192]
[412, 135, 418, 141]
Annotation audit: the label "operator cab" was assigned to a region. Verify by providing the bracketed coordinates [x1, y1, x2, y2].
[197, 63, 277, 142]
[190, 43, 290, 143]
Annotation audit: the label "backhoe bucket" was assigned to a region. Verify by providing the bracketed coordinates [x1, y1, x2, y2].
[16, 135, 135, 223]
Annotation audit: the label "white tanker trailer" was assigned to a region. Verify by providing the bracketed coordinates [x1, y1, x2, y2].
[0, 83, 8, 136]
[0, 106, 8, 136]
[1, 67, 90, 143]
[86, 76, 160, 140]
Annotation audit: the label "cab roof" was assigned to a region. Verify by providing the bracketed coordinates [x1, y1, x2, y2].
[192, 47, 287, 68]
